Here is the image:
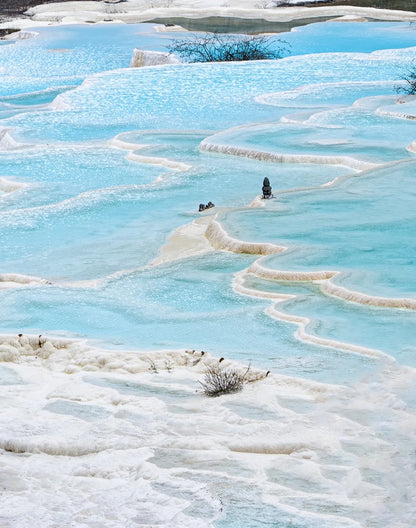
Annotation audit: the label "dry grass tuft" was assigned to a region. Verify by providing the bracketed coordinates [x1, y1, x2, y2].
[199, 364, 252, 397]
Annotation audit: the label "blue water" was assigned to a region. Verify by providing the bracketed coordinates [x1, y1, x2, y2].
[4, 52, 409, 143]
[1, 18, 416, 528]
[286, 20, 416, 54]
[0, 20, 415, 367]
[1, 21, 414, 97]
[205, 116, 416, 163]
[221, 160, 416, 297]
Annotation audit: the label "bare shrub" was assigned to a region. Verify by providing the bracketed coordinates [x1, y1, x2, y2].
[199, 365, 246, 397]
[396, 62, 416, 95]
[198, 360, 261, 397]
[147, 359, 158, 373]
[167, 33, 290, 63]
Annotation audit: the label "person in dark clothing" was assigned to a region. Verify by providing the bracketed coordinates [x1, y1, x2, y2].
[262, 177, 272, 199]
[198, 201, 215, 212]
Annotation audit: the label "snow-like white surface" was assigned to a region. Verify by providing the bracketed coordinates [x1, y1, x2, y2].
[0, 333, 415, 527]
[1, 0, 416, 31]
[130, 48, 179, 67]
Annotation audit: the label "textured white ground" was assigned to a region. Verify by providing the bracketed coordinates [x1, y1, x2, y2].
[1, 0, 416, 31]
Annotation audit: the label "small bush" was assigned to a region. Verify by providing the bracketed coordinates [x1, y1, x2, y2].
[199, 363, 254, 397]
[199, 366, 244, 397]
[167, 33, 290, 63]
[396, 63, 416, 95]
